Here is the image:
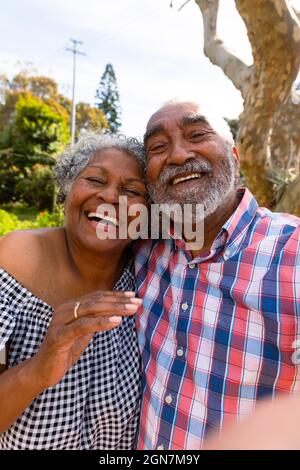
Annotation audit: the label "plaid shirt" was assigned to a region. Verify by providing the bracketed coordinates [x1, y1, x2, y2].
[135, 188, 300, 450]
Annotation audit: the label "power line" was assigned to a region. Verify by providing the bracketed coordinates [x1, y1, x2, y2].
[66, 38, 86, 145]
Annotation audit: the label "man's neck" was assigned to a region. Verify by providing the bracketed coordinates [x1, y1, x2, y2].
[189, 190, 240, 258]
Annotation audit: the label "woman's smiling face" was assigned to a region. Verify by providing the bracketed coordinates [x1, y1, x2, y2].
[64, 147, 147, 254]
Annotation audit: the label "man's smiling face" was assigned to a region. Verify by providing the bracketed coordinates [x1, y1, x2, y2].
[144, 101, 240, 218]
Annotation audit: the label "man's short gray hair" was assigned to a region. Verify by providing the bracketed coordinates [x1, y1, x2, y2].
[54, 132, 146, 204]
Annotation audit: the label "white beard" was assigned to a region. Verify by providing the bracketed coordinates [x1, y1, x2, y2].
[148, 151, 237, 222]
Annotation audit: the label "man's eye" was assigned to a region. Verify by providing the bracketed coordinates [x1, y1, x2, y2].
[189, 133, 205, 140]
[148, 143, 167, 153]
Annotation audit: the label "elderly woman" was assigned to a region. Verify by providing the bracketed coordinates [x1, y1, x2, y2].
[0, 132, 147, 449]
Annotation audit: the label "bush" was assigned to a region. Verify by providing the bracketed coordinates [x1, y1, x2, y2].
[15, 164, 54, 210]
[0, 164, 22, 203]
[0, 207, 64, 236]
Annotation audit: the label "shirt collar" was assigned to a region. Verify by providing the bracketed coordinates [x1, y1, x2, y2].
[221, 187, 258, 254]
[171, 187, 259, 259]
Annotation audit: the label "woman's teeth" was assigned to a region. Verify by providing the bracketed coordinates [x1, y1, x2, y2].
[87, 212, 119, 227]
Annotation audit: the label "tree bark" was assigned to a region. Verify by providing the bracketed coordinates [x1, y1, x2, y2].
[195, 0, 252, 98]
[235, 0, 300, 207]
[195, 0, 300, 211]
[274, 173, 300, 213]
[270, 93, 300, 174]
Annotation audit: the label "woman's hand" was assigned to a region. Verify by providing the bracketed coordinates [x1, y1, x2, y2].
[31, 290, 142, 389]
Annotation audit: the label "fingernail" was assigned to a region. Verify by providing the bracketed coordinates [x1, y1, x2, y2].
[124, 292, 136, 297]
[129, 298, 143, 305]
[125, 303, 139, 311]
[108, 316, 122, 324]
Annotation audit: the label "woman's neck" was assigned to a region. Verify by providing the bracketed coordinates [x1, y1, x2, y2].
[62, 229, 129, 290]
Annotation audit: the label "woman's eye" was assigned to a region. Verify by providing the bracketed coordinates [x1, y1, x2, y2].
[86, 178, 104, 184]
[124, 188, 140, 196]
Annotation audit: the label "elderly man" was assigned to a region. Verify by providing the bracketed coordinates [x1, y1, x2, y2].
[135, 100, 300, 450]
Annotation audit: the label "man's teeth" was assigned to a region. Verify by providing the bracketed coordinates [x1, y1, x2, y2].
[172, 173, 202, 185]
[87, 212, 119, 227]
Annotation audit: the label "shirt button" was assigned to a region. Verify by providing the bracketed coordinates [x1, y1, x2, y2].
[177, 348, 184, 357]
[157, 444, 164, 450]
[165, 394, 172, 404]
[189, 263, 196, 269]
[181, 302, 188, 311]
[224, 249, 231, 258]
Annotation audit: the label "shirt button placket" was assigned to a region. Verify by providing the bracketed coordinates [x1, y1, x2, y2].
[165, 394, 173, 405]
[177, 348, 184, 357]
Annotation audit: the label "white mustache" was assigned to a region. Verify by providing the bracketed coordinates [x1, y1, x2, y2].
[157, 159, 213, 185]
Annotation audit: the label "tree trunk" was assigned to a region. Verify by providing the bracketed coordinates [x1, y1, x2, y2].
[236, 0, 300, 208]
[270, 93, 300, 175]
[195, 0, 300, 211]
[275, 173, 300, 213]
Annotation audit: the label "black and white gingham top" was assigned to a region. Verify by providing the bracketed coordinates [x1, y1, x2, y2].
[0, 264, 141, 450]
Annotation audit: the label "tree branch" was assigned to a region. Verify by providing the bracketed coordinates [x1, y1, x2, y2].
[178, 0, 192, 12]
[235, 0, 300, 88]
[195, 0, 252, 98]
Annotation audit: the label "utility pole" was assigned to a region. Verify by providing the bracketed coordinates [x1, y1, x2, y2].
[66, 39, 86, 145]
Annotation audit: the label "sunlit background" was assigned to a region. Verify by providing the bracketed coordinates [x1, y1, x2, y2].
[0, 0, 278, 138]
[1, 0, 300, 137]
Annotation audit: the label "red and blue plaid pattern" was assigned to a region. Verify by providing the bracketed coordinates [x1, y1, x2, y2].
[135, 188, 300, 450]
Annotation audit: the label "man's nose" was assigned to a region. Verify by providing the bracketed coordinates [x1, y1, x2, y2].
[167, 139, 191, 166]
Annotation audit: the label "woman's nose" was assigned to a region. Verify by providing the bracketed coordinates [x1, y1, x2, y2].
[96, 185, 120, 204]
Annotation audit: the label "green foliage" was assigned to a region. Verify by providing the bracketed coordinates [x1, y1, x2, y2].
[0, 152, 20, 203]
[0, 91, 68, 207]
[76, 101, 108, 135]
[0, 70, 108, 210]
[0, 209, 25, 235]
[0, 206, 64, 236]
[0, 74, 70, 209]
[95, 63, 121, 133]
[14, 93, 70, 155]
[27, 75, 59, 99]
[224, 117, 239, 141]
[15, 164, 54, 210]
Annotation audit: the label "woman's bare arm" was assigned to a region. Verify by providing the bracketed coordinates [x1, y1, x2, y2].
[0, 356, 46, 433]
[0, 289, 141, 433]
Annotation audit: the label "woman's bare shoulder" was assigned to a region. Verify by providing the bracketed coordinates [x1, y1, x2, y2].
[0, 228, 64, 285]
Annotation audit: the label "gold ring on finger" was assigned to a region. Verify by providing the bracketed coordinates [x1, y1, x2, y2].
[74, 301, 80, 320]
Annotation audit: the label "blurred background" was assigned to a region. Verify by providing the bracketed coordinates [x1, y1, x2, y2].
[0, 0, 299, 234]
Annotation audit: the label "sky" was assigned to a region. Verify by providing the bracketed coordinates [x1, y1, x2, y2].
[0, 0, 299, 138]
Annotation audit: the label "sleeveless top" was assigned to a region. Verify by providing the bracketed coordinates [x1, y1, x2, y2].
[0, 265, 140, 449]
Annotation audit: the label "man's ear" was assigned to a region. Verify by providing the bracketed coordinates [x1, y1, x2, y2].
[232, 145, 240, 164]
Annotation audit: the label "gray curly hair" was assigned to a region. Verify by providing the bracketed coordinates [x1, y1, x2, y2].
[54, 131, 146, 204]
